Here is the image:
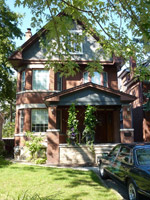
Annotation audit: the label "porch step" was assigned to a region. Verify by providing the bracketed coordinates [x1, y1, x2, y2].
[94, 143, 118, 164]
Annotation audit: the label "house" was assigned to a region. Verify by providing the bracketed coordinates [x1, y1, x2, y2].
[9, 16, 135, 164]
[0, 112, 4, 140]
[118, 58, 150, 142]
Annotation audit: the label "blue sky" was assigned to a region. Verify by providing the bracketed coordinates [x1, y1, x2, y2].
[7, 1, 45, 47]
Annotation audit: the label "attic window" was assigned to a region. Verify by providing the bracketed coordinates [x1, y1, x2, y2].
[66, 30, 83, 54]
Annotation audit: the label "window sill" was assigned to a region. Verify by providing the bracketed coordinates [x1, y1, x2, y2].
[17, 90, 60, 94]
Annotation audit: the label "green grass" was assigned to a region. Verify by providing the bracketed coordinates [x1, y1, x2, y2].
[0, 158, 120, 200]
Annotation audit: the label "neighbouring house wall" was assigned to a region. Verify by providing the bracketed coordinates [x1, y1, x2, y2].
[126, 82, 143, 142]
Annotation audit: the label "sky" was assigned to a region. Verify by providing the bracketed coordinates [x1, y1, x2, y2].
[7, 1, 46, 47]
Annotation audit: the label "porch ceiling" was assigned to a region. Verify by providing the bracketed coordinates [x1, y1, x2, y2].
[45, 82, 136, 106]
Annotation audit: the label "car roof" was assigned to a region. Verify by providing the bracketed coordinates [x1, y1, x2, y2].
[118, 143, 150, 149]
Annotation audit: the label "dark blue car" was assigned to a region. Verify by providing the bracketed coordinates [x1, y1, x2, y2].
[98, 143, 150, 200]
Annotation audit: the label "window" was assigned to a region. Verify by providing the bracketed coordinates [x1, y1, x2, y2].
[66, 30, 83, 54]
[56, 72, 62, 91]
[31, 109, 48, 132]
[91, 72, 101, 85]
[83, 72, 89, 83]
[117, 147, 131, 164]
[20, 110, 24, 132]
[83, 71, 108, 86]
[103, 72, 108, 87]
[21, 71, 25, 91]
[32, 70, 49, 90]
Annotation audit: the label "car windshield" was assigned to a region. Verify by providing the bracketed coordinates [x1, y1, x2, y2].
[136, 148, 150, 166]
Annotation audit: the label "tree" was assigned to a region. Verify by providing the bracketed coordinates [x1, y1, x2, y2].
[0, 0, 22, 102]
[14, 0, 150, 77]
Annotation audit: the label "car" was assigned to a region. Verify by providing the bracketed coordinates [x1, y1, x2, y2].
[97, 143, 150, 200]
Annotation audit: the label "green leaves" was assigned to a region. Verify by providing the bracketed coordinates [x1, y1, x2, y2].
[0, 0, 22, 102]
[83, 105, 97, 145]
[67, 103, 79, 144]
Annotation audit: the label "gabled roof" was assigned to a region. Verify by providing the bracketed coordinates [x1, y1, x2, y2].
[45, 82, 136, 106]
[9, 13, 124, 70]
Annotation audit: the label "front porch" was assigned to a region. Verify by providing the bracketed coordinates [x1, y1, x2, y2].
[45, 82, 136, 164]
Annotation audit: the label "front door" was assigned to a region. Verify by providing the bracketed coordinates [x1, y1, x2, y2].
[95, 110, 113, 143]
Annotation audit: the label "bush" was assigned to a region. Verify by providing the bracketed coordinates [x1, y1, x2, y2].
[35, 158, 46, 164]
[2, 122, 15, 138]
[25, 132, 46, 163]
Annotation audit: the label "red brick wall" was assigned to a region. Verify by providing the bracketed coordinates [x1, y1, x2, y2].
[25, 69, 32, 90]
[16, 92, 51, 105]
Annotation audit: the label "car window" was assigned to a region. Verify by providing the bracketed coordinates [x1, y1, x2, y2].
[117, 147, 132, 164]
[108, 145, 120, 160]
[136, 148, 150, 165]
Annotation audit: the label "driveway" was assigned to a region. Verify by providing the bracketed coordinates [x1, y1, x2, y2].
[90, 167, 149, 200]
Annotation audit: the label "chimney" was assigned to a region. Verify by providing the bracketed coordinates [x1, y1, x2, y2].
[25, 28, 32, 41]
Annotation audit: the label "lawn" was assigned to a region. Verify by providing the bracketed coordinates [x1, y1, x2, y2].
[0, 158, 120, 200]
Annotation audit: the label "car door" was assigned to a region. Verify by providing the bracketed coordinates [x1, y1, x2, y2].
[104, 145, 121, 176]
[112, 146, 132, 182]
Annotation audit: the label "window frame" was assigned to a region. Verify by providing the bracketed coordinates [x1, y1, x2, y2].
[20, 110, 24, 133]
[21, 71, 25, 91]
[31, 109, 48, 133]
[32, 69, 49, 90]
[66, 30, 83, 54]
[83, 71, 108, 87]
[56, 72, 62, 91]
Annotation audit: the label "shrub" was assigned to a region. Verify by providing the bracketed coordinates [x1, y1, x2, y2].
[25, 132, 46, 163]
[2, 122, 15, 138]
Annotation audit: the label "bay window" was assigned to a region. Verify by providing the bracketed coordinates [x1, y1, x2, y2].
[32, 70, 49, 90]
[31, 109, 48, 132]
[21, 71, 25, 91]
[20, 110, 24, 132]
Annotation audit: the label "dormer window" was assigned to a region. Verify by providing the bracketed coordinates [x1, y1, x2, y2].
[32, 70, 49, 90]
[83, 71, 108, 87]
[21, 71, 25, 91]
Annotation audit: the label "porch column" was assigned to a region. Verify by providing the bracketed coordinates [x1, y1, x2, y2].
[120, 105, 134, 143]
[47, 106, 60, 165]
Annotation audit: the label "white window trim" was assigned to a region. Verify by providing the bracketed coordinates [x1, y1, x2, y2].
[16, 104, 46, 110]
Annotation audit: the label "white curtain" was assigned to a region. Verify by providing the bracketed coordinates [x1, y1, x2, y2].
[32, 109, 48, 124]
[33, 70, 49, 90]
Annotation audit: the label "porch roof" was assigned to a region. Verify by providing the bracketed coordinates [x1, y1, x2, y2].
[44, 82, 136, 106]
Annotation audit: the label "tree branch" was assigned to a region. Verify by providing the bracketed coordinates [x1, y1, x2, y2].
[61, 0, 116, 41]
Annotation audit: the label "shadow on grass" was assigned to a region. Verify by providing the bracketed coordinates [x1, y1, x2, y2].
[0, 158, 12, 168]
[0, 161, 117, 200]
